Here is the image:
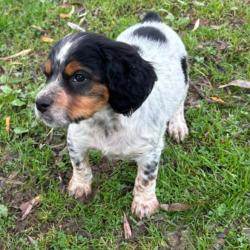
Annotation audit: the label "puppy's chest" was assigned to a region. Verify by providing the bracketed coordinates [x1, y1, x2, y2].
[69, 116, 154, 160]
[92, 126, 147, 160]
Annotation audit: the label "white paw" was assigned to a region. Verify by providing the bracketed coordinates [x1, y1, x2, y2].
[68, 178, 92, 199]
[131, 195, 159, 219]
[168, 118, 188, 143]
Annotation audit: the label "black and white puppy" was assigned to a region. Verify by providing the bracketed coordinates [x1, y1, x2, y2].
[35, 12, 189, 219]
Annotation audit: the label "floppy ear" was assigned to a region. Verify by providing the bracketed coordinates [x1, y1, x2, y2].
[103, 41, 157, 115]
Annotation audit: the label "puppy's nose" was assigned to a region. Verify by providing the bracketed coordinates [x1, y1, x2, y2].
[36, 96, 53, 113]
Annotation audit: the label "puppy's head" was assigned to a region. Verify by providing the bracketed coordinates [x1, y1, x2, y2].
[35, 32, 157, 127]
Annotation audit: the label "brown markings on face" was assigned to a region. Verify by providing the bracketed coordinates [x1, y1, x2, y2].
[64, 61, 92, 77]
[54, 89, 69, 109]
[67, 83, 109, 120]
[52, 60, 108, 120]
[43, 60, 52, 76]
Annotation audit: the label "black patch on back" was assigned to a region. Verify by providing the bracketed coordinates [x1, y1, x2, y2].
[181, 57, 188, 84]
[133, 27, 167, 42]
[142, 12, 162, 23]
[132, 45, 140, 52]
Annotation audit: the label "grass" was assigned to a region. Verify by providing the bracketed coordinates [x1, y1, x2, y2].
[0, 0, 250, 249]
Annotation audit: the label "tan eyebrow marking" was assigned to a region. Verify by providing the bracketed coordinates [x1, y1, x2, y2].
[43, 60, 52, 76]
[64, 61, 92, 76]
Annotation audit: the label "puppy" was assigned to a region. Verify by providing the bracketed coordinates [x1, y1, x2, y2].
[35, 12, 189, 219]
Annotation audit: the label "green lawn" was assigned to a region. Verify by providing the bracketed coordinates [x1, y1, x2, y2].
[0, 0, 250, 249]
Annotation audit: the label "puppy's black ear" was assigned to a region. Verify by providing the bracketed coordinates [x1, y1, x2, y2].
[103, 42, 157, 115]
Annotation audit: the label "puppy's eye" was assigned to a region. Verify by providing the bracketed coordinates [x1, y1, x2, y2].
[72, 72, 86, 83]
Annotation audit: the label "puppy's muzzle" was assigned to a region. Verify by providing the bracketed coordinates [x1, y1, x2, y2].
[36, 96, 53, 113]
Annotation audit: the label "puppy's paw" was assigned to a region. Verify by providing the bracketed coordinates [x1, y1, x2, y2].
[168, 117, 188, 143]
[68, 178, 92, 199]
[131, 195, 159, 219]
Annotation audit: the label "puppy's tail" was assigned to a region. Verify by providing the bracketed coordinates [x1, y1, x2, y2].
[142, 12, 162, 23]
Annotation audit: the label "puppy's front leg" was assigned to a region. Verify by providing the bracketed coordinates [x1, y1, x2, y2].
[67, 138, 92, 199]
[132, 160, 160, 219]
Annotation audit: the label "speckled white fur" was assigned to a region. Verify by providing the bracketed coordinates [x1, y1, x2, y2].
[66, 20, 189, 218]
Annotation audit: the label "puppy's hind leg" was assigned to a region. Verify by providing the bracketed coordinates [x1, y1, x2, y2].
[168, 101, 188, 143]
[67, 137, 92, 199]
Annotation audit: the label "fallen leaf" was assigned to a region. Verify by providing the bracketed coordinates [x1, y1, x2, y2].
[192, 19, 200, 31]
[210, 96, 225, 104]
[5, 116, 10, 133]
[67, 22, 85, 32]
[159, 203, 192, 212]
[40, 35, 54, 43]
[0, 49, 32, 61]
[20, 195, 40, 220]
[219, 80, 250, 89]
[60, 6, 75, 19]
[123, 213, 132, 239]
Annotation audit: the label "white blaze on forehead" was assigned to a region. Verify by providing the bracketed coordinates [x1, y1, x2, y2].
[56, 34, 86, 64]
[56, 40, 74, 63]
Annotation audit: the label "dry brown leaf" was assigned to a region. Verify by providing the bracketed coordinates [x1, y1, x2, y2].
[210, 96, 225, 104]
[5, 116, 10, 133]
[159, 203, 192, 212]
[40, 35, 54, 43]
[219, 80, 250, 89]
[192, 19, 200, 31]
[123, 213, 132, 239]
[60, 6, 75, 19]
[0, 49, 32, 61]
[20, 195, 40, 220]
